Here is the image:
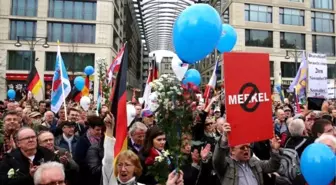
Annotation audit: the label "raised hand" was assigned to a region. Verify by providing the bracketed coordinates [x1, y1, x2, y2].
[200, 144, 211, 161]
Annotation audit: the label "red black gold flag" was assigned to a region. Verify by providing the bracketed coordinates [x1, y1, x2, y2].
[27, 66, 43, 95]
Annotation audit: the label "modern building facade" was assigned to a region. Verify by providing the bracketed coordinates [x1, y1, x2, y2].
[197, 0, 336, 93]
[0, 0, 125, 100]
[124, 0, 143, 100]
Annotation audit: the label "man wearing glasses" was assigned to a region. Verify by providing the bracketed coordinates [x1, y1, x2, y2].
[0, 127, 56, 185]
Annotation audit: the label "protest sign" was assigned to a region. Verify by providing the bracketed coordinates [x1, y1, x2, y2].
[223, 52, 273, 146]
[307, 53, 328, 98]
[327, 79, 335, 99]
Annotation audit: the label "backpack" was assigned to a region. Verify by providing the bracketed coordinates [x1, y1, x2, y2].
[276, 148, 301, 185]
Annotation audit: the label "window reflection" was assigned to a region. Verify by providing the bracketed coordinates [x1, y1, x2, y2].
[48, 0, 96, 20]
[280, 32, 305, 49]
[10, 20, 36, 40]
[281, 62, 296, 78]
[311, 12, 334, 33]
[48, 22, 95, 44]
[7, 51, 34, 70]
[45, 52, 95, 72]
[245, 29, 273, 47]
[311, 0, 333, 10]
[11, 0, 37, 17]
[245, 4, 272, 23]
[312, 35, 335, 56]
[279, 8, 304, 26]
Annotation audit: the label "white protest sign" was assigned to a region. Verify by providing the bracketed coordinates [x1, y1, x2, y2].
[307, 53, 328, 98]
[327, 79, 335, 99]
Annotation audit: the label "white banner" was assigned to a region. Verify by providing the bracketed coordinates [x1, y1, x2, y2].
[327, 79, 335, 99]
[307, 53, 328, 98]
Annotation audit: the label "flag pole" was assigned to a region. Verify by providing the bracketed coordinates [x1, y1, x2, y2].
[57, 40, 68, 121]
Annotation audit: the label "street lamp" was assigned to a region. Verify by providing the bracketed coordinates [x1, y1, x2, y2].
[14, 36, 49, 70]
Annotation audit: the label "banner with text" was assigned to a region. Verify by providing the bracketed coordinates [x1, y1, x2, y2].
[307, 53, 328, 98]
[224, 52, 273, 146]
[327, 79, 335, 99]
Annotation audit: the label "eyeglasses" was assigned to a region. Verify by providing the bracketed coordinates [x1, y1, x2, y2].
[38, 181, 65, 185]
[18, 135, 36, 142]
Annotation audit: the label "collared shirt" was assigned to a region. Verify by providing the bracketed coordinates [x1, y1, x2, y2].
[237, 162, 258, 185]
[130, 138, 141, 152]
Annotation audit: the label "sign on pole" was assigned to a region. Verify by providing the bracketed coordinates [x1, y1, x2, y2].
[307, 53, 328, 98]
[327, 79, 335, 99]
[223, 52, 273, 146]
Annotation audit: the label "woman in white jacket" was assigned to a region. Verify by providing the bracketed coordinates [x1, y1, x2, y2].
[102, 114, 145, 185]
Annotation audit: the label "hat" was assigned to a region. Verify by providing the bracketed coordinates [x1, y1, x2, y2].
[29, 111, 42, 118]
[142, 109, 154, 117]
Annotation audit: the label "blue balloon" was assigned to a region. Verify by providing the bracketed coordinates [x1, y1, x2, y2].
[301, 143, 336, 185]
[7, 89, 16, 99]
[182, 69, 201, 86]
[84, 66, 94, 76]
[217, 24, 237, 53]
[74, 76, 85, 91]
[173, 4, 222, 64]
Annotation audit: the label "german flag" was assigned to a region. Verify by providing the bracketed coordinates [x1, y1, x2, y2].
[27, 66, 42, 95]
[111, 43, 128, 156]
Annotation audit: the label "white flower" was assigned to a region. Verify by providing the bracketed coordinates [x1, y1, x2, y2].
[7, 168, 15, 179]
[163, 150, 170, 157]
[161, 74, 168, 79]
[155, 156, 164, 162]
[177, 91, 182, 95]
[164, 98, 169, 103]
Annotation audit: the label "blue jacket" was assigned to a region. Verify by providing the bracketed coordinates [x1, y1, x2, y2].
[55, 135, 80, 156]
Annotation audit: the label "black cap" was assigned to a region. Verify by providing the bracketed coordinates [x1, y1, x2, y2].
[61, 121, 76, 127]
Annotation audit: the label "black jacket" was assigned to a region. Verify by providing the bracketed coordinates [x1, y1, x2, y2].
[74, 134, 92, 185]
[284, 136, 314, 158]
[86, 141, 104, 185]
[0, 147, 55, 185]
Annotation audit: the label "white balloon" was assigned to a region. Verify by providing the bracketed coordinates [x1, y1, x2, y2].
[171, 55, 189, 81]
[80, 96, 91, 111]
[127, 104, 136, 127]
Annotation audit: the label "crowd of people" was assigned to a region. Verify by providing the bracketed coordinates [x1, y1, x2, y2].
[0, 95, 335, 185]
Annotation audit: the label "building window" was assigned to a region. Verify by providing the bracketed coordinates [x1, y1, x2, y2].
[7, 51, 34, 70]
[245, 29, 273, 47]
[311, 12, 334, 33]
[245, 4, 272, 23]
[48, 0, 96, 20]
[164, 64, 169, 69]
[312, 35, 335, 56]
[10, 20, 36, 40]
[45, 52, 95, 71]
[279, 8, 304, 26]
[270, 61, 274, 77]
[311, 0, 333, 10]
[289, 0, 304, 2]
[223, 9, 229, 24]
[11, 0, 37, 16]
[327, 64, 336, 79]
[280, 32, 305, 49]
[281, 62, 296, 77]
[47, 22, 95, 43]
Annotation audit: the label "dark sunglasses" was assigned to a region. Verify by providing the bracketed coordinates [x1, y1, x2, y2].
[205, 122, 213, 126]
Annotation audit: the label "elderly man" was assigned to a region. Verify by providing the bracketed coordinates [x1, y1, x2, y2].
[292, 133, 336, 185]
[213, 122, 281, 185]
[42, 111, 58, 134]
[142, 109, 156, 128]
[284, 119, 314, 157]
[38, 131, 78, 185]
[0, 127, 55, 185]
[33, 162, 65, 185]
[128, 122, 147, 154]
[55, 121, 79, 156]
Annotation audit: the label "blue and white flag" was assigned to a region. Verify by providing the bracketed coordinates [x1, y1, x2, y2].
[51, 43, 71, 113]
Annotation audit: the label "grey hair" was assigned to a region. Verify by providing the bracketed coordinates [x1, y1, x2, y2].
[44, 111, 54, 119]
[34, 162, 65, 185]
[129, 122, 147, 136]
[315, 133, 336, 146]
[288, 119, 305, 136]
[14, 127, 36, 142]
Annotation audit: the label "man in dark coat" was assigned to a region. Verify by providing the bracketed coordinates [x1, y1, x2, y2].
[0, 127, 55, 185]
